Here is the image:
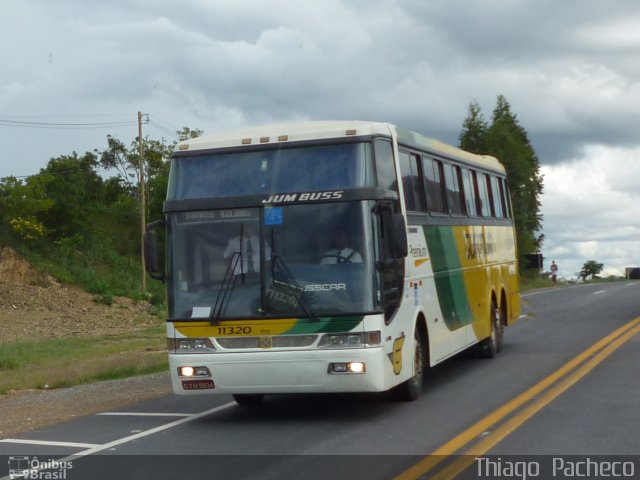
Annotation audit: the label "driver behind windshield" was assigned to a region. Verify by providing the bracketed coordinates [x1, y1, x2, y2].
[320, 230, 362, 264]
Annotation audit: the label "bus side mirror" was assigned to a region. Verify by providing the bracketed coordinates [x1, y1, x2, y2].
[377, 202, 408, 260]
[145, 220, 165, 281]
[391, 213, 408, 258]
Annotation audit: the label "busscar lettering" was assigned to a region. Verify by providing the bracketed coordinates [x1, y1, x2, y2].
[303, 283, 347, 292]
[262, 191, 344, 204]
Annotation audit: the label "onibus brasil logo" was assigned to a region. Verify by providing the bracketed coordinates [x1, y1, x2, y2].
[8, 456, 72, 479]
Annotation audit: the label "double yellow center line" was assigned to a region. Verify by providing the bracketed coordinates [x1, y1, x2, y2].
[396, 316, 640, 480]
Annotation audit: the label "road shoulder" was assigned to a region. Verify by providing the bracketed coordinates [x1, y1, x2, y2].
[0, 372, 171, 439]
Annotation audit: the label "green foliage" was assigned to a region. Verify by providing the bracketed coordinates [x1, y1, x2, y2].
[458, 100, 488, 152]
[0, 126, 200, 305]
[459, 95, 544, 261]
[580, 260, 604, 281]
[9, 217, 46, 241]
[95, 293, 114, 305]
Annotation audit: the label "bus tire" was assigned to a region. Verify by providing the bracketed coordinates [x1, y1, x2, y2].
[233, 394, 265, 405]
[391, 327, 425, 401]
[479, 298, 502, 358]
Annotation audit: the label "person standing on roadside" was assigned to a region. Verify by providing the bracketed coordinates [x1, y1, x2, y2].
[550, 260, 559, 285]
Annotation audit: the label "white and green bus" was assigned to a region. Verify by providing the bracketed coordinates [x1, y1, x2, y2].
[145, 120, 520, 403]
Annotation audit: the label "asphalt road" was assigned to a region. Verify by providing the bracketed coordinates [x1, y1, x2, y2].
[1, 281, 639, 480]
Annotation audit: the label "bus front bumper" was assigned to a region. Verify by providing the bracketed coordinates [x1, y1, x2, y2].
[169, 347, 388, 395]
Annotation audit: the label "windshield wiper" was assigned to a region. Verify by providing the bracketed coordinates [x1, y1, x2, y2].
[270, 254, 320, 322]
[210, 251, 240, 324]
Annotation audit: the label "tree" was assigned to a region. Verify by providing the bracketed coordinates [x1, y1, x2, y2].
[458, 100, 488, 153]
[580, 260, 604, 281]
[31, 152, 106, 240]
[459, 95, 544, 262]
[98, 127, 202, 220]
[177, 126, 204, 141]
[0, 176, 52, 244]
[98, 134, 170, 221]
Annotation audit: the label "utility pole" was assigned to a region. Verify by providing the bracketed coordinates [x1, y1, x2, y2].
[138, 111, 146, 293]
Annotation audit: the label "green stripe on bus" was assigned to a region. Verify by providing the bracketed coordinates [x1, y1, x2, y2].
[424, 225, 473, 331]
[287, 315, 365, 334]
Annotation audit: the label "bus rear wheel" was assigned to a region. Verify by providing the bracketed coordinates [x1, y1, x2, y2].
[392, 327, 425, 401]
[479, 298, 503, 358]
[233, 394, 265, 405]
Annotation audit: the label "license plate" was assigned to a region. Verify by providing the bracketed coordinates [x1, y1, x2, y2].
[182, 379, 215, 390]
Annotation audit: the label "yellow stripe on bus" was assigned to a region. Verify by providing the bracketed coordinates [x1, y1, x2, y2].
[175, 318, 298, 337]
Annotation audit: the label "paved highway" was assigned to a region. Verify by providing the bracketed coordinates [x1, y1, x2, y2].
[1, 281, 639, 479]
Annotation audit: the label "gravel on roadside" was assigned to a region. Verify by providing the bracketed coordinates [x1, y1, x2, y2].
[0, 372, 172, 439]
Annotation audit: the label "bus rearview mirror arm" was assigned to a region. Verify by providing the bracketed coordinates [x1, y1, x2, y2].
[391, 213, 408, 258]
[145, 220, 165, 282]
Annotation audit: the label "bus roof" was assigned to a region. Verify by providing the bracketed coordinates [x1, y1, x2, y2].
[176, 120, 505, 173]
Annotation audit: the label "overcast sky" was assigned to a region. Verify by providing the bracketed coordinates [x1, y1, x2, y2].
[2, 0, 639, 278]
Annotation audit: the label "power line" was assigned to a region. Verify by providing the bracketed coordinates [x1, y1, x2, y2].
[148, 119, 176, 137]
[0, 118, 138, 129]
[0, 113, 132, 118]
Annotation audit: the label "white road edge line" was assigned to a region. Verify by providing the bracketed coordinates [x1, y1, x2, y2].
[0, 439, 101, 449]
[0, 401, 236, 480]
[96, 412, 192, 417]
[75, 401, 236, 455]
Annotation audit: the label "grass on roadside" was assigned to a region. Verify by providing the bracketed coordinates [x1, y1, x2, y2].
[0, 325, 167, 394]
[520, 273, 558, 291]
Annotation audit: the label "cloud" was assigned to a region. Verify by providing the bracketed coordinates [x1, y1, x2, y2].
[541, 145, 640, 277]
[2, 0, 640, 279]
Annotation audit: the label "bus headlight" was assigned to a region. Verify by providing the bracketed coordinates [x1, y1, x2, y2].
[178, 366, 211, 377]
[168, 338, 216, 353]
[318, 331, 381, 348]
[329, 362, 366, 374]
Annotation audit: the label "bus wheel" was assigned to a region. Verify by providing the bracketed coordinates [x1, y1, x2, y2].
[392, 327, 425, 401]
[479, 298, 502, 358]
[233, 394, 265, 405]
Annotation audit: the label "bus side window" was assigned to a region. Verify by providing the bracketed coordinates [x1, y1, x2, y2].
[476, 172, 492, 217]
[374, 139, 398, 192]
[423, 156, 447, 214]
[484, 174, 496, 217]
[462, 168, 478, 216]
[491, 176, 505, 218]
[502, 178, 513, 219]
[398, 151, 426, 212]
[444, 163, 465, 215]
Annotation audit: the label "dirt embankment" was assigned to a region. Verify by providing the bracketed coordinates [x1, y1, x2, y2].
[0, 246, 171, 439]
[0, 246, 159, 341]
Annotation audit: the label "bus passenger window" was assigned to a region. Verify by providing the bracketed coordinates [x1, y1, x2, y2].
[491, 176, 505, 218]
[398, 151, 425, 212]
[423, 157, 446, 214]
[502, 178, 513, 218]
[462, 168, 478, 216]
[477, 173, 492, 217]
[444, 164, 465, 215]
[484, 174, 496, 217]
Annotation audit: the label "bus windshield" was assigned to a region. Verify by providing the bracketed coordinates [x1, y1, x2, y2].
[167, 142, 374, 200]
[167, 202, 376, 320]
